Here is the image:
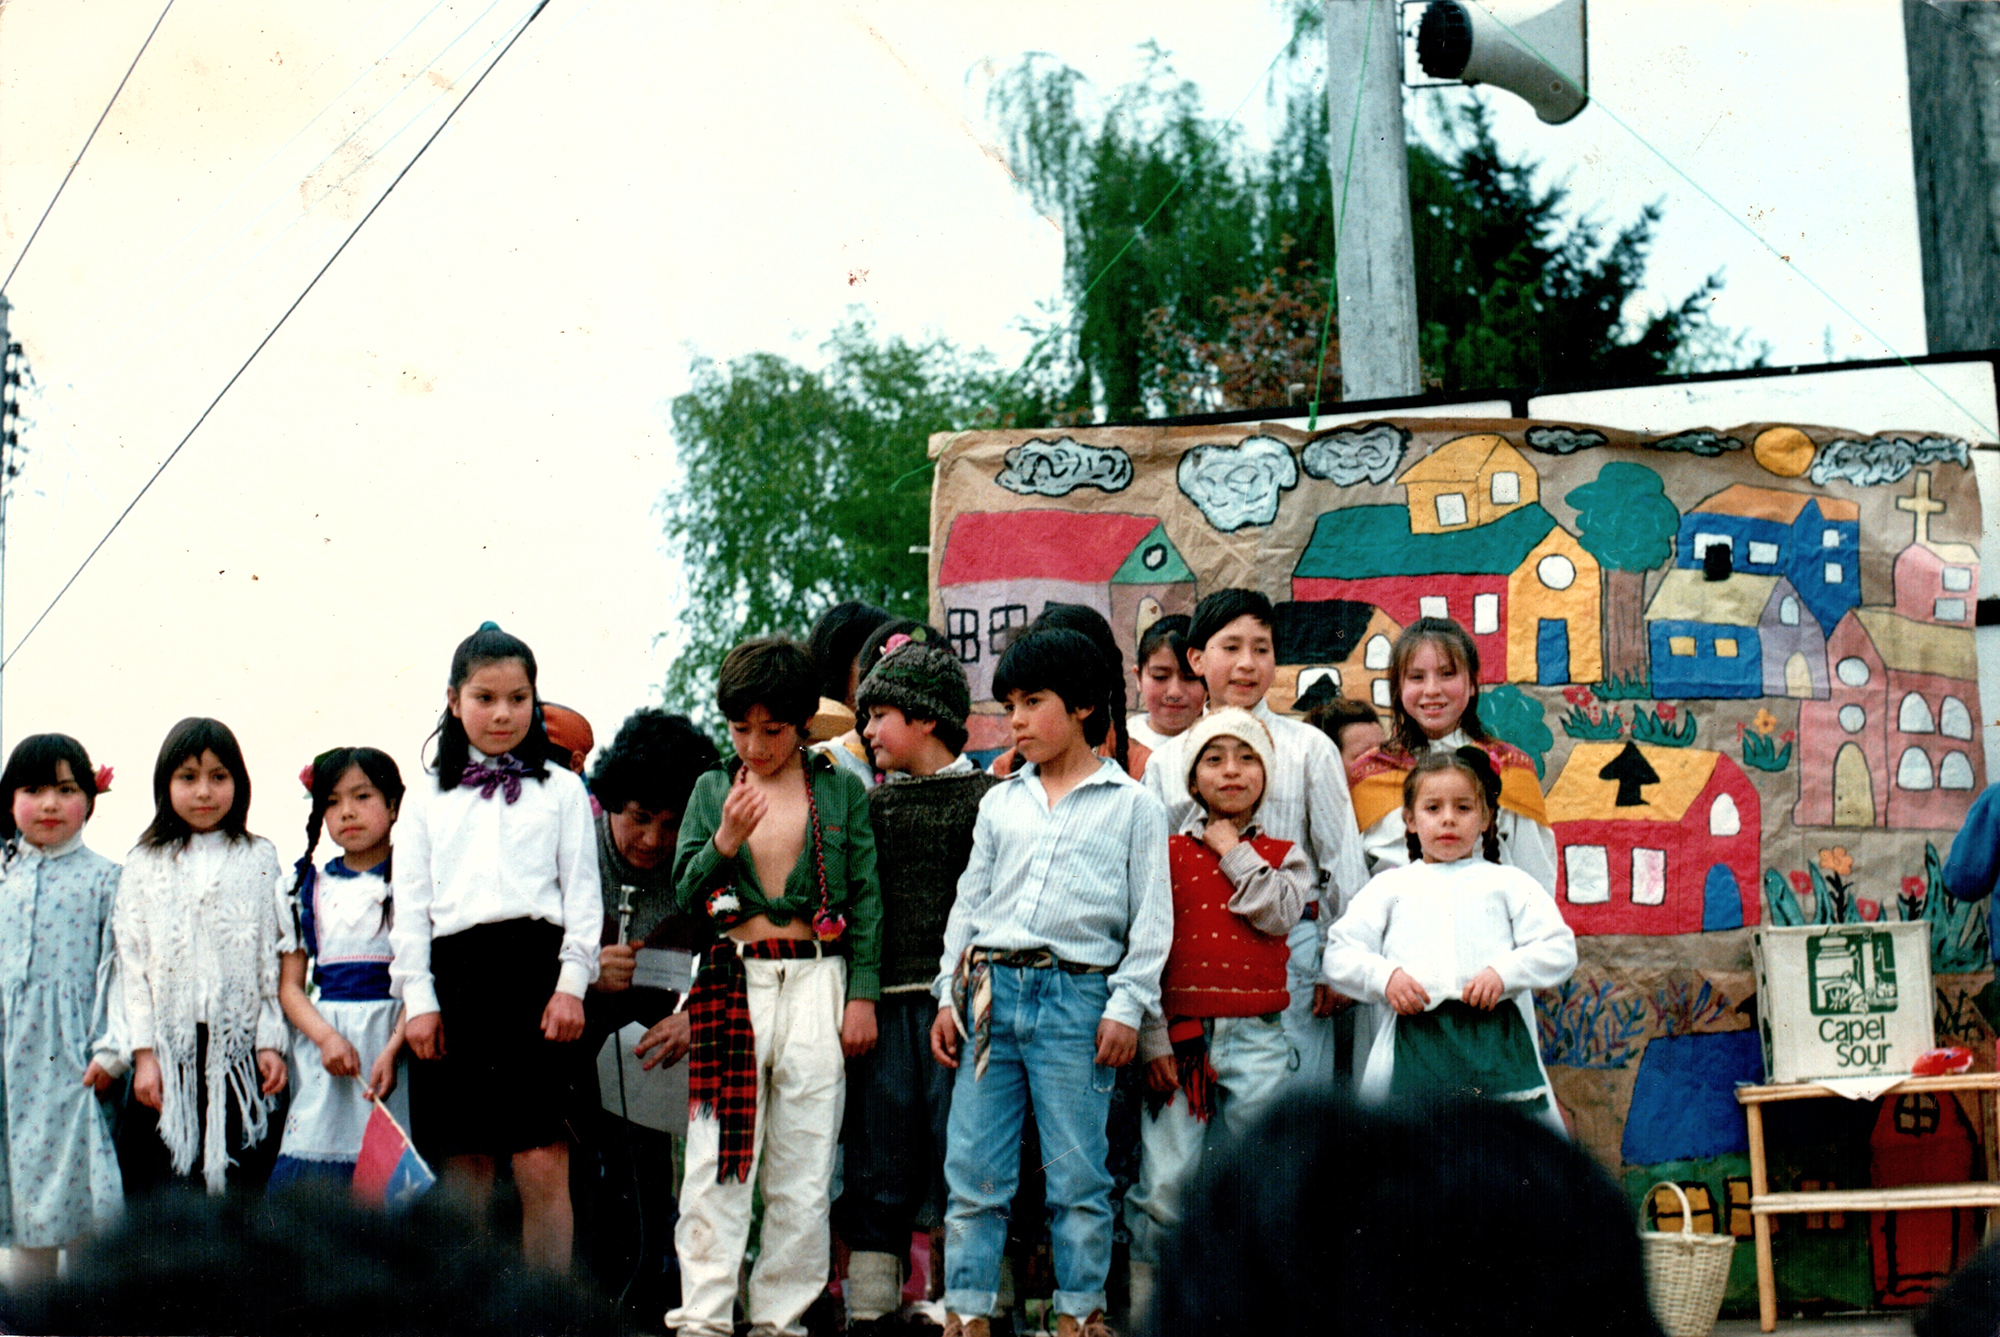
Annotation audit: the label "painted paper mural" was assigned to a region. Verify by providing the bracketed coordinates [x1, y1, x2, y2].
[927, 417, 1994, 1311]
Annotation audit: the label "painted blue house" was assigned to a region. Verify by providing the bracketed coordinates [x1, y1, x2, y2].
[1643, 570, 1829, 700]
[1677, 484, 1861, 635]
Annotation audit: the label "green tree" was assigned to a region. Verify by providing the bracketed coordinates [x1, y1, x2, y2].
[660, 320, 1047, 719]
[1564, 462, 1682, 682]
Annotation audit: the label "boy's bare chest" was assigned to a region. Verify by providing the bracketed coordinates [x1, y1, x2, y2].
[745, 782, 809, 900]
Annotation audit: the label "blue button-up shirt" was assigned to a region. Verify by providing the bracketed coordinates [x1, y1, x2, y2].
[933, 757, 1172, 1031]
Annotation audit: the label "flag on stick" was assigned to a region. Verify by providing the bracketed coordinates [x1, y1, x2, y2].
[352, 1095, 435, 1210]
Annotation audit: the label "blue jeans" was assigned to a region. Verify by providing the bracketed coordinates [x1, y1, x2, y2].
[943, 965, 1116, 1320]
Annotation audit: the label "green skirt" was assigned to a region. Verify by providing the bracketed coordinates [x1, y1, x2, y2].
[1390, 1000, 1547, 1113]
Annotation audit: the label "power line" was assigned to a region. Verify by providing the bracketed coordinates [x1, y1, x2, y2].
[1, 0, 552, 671]
[0, 0, 177, 295]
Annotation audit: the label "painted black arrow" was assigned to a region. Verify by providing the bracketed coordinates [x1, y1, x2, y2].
[1598, 741, 1659, 807]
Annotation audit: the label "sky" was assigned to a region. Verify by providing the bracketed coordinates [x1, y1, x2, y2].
[0, 0, 1952, 846]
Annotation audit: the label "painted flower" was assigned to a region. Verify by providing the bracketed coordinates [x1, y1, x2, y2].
[1818, 847, 1854, 878]
[1779, 730, 1796, 743]
[1857, 898, 1882, 922]
[1903, 876, 1926, 899]
[1563, 686, 1592, 706]
[1789, 870, 1813, 897]
[1735, 721, 1747, 739]
[93, 765, 113, 794]
[1655, 703, 1677, 722]
[1751, 709, 1779, 736]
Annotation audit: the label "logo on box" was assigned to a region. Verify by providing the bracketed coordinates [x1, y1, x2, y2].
[1808, 930, 1899, 1017]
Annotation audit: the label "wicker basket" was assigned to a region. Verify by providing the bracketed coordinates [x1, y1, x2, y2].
[1640, 1180, 1736, 1337]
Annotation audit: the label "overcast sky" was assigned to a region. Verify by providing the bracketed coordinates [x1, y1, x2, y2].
[0, 0, 1945, 846]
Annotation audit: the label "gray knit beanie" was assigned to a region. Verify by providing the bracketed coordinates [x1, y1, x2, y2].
[856, 640, 971, 732]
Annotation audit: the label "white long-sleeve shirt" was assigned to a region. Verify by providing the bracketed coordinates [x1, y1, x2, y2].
[389, 751, 602, 1017]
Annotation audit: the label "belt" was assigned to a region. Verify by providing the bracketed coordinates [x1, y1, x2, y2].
[727, 937, 830, 960]
[968, 946, 1112, 975]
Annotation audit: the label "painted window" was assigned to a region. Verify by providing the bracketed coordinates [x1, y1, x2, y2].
[1435, 493, 1468, 527]
[1631, 849, 1666, 906]
[1669, 636, 1697, 657]
[1748, 540, 1780, 566]
[1941, 751, 1976, 790]
[947, 609, 979, 664]
[1726, 1178, 1754, 1237]
[1838, 705, 1866, 733]
[1824, 561, 1843, 584]
[1537, 554, 1576, 590]
[1564, 846, 1609, 904]
[1936, 598, 1967, 622]
[1941, 696, 1973, 740]
[988, 604, 1027, 655]
[1372, 677, 1391, 707]
[1714, 638, 1739, 658]
[1943, 566, 1972, 592]
[1897, 747, 1935, 791]
[1490, 471, 1520, 505]
[1899, 693, 1935, 734]
[1420, 595, 1448, 619]
[1710, 794, 1741, 837]
[1364, 634, 1392, 670]
[1779, 596, 1799, 626]
[1799, 1180, 1846, 1230]
[1823, 528, 1841, 548]
[1298, 666, 1340, 698]
[1473, 593, 1499, 635]
[1139, 542, 1168, 571]
[1692, 532, 1732, 559]
[1650, 1183, 1716, 1236]
[1835, 657, 1871, 687]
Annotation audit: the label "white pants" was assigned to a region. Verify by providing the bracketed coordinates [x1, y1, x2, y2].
[669, 956, 847, 1337]
[1122, 1013, 1294, 1265]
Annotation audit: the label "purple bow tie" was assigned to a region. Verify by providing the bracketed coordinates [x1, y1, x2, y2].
[462, 754, 527, 803]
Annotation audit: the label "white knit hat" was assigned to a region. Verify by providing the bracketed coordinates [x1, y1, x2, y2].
[1180, 706, 1277, 811]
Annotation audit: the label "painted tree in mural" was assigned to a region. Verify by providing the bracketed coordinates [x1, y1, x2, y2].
[1565, 462, 1682, 683]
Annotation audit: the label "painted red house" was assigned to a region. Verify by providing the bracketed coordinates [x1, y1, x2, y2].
[935, 510, 1196, 704]
[1868, 1091, 1984, 1306]
[1545, 743, 1762, 936]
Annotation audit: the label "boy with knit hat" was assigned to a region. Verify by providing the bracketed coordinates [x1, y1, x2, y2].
[839, 637, 999, 1334]
[1122, 706, 1312, 1325]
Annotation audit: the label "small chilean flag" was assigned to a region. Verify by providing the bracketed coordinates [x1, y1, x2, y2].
[352, 1097, 435, 1210]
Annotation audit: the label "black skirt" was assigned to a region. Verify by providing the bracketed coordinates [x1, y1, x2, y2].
[410, 918, 572, 1159]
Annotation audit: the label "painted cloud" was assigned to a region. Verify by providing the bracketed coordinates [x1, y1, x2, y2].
[1808, 434, 1971, 487]
[1177, 434, 1299, 532]
[1300, 422, 1409, 485]
[1646, 429, 1743, 456]
[1524, 425, 1608, 455]
[995, 436, 1134, 496]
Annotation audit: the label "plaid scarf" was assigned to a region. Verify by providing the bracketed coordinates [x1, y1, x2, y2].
[686, 937, 826, 1182]
[1144, 1017, 1219, 1122]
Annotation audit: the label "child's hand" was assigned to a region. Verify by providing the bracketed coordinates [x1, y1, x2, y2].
[841, 999, 878, 1058]
[1462, 967, 1506, 1010]
[133, 1050, 163, 1110]
[595, 942, 637, 992]
[406, 1012, 445, 1061]
[541, 991, 585, 1042]
[317, 1032, 362, 1078]
[712, 768, 767, 859]
[1095, 1019, 1138, 1068]
[81, 1060, 115, 1096]
[930, 1007, 961, 1068]
[1145, 1055, 1178, 1094]
[1200, 815, 1242, 857]
[1385, 968, 1431, 1016]
[635, 1013, 690, 1070]
[256, 1048, 288, 1096]
[365, 1045, 399, 1100]
[1312, 983, 1355, 1016]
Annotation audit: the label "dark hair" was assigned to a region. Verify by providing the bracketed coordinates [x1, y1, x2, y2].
[1028, 604, 1129, 771]
[805, 601, 893, 706]
[855, 618, 946, 676]
[1135, 613, 1196, 676]
[1401, 747, 1503, 864]
[1145, 1094, 1664, 1337]
[292, 748, 405, 934]
[1386, 617, 1490, 757]
[0, 1181, 615, 1336]
[588, 709, 720, 816]
[429, 624, 554, 792]
[0, 733, 99, 843]
[1303, 696, 1384, 751]
[716, 637, 818, 727]
[141, 718, 253, 848]
[1918, 1234, 2000, 1337]
[991, 628, 1111, 749]
[1188, 588, 1275, 652]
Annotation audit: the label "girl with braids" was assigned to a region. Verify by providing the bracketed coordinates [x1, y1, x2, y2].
[390, 623, 601, 1271]
[1323, 749, 1575, 1132]
[1346, 618, 1557, 893]
[271, 748, 408, 1188]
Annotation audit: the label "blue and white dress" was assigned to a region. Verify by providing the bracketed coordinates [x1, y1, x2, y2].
[272, 856, 406, 1182]
[0, 833, 123, 1245]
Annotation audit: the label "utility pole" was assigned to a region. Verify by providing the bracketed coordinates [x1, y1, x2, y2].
[1326, 0, 1423, 400]
[1904, 1, 2000, 353]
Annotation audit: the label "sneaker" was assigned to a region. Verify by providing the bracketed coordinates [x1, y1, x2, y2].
[1054, 1311, 1114, 1337]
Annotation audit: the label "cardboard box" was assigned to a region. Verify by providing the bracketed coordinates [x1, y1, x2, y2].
[1752, 924, 1935, 1084]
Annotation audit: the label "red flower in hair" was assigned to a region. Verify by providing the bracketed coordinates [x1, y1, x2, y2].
[93, 765, 113, 794]
[299, 764, 315, 792]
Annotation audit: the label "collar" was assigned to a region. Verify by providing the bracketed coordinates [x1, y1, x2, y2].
[325, 855, 386, 879]
[1424, 728, 1470, 751]
[16, 830, 84, 863]
[884, 753, 977, 784]
[1175, 811, 1263, 841]
[1017, 754, 1121, 792]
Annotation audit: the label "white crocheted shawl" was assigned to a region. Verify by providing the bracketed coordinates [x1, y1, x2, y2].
[115, 833, 288, 1191]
